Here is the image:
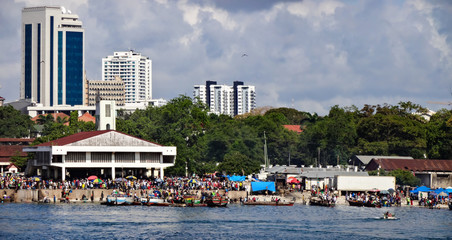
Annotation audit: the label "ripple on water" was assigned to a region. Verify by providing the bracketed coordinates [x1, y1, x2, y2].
[0, 203, 451, 239]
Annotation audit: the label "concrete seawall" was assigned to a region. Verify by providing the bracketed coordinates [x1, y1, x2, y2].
[1, 189, 249, 203]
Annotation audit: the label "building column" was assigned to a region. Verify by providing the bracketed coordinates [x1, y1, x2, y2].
[61, 166, 66, 181]
[160, 168, 164, 179]
[112, 167, 116, 179]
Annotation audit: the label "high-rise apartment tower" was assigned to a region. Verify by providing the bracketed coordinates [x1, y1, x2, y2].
[21, 6, 85, 106]
[193, 81, 256, 116]
[102, 51, 152, 104]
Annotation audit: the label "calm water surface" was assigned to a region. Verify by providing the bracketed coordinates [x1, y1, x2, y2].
[0, 203, 451, 239]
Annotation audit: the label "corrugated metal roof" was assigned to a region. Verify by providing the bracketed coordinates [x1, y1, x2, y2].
[35, 130, 111, 146]
[353, 155, 413, 165]
[35, 130, 163, 147]
[301, 171, 368, 178]
[367, 158, 452, 172]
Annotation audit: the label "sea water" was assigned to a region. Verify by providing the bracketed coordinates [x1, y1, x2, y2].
[0, 203, 451, 239]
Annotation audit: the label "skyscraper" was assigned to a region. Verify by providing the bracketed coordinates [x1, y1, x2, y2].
[102, 51, 152, 104]
[21, 6, 85, 106]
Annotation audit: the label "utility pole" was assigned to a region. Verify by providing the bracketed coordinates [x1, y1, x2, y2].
[264, 131, 268, 169]
[317, 147, 320, 168]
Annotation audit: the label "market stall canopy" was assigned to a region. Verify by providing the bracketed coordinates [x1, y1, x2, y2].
[251, 182, 276, 192]
[228, 175, 246, 182]
[410, 186, 432, 193]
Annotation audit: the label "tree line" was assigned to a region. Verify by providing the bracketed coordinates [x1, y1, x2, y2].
[0, 97, 451, 176]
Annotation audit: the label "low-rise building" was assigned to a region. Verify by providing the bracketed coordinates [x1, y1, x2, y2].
[365, 158, 452, 188]
[0, 138, 34, 175]
[23, 130, 176, 180]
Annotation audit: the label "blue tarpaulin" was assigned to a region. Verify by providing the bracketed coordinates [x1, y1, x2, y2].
[228, 175, 246, 182]
[410, 186, 432, 194]
[251, 182, 276, 192]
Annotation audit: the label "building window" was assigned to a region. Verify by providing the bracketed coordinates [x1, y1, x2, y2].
[106, 104, 111, 117]
[91, 152, 112, 163]
[24, 24, 32, 99]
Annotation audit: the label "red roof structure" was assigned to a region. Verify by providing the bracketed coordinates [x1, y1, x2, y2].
[283, 125, 303, 134]
[78, 112, 96, 123]
[36, 130, 111, 146]
[31, 113, 70, 126]
[0, 145, 28, 163]
[35, 130, 162, 147]
[365, 158, 452, 172]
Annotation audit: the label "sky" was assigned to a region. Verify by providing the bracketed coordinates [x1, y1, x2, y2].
[0, 0, 451, 115]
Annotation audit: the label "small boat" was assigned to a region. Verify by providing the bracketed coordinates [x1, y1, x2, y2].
[243, 201, 294, 206]
[310, 197, 335, 207]
[105, 193, 133, 205]
[205, 196, 228, 207]
[375, 216, 399, 220]
[347, 199, 381, 208]
[184, 196, 207, 207]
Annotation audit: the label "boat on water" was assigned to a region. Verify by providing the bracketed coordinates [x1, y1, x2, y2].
[243, 200, 294, 206]
[347, 199, 381, 208]
[309, 197, 335, 207]
[205, 196, 228, 207]
[105, 192, 134, 205]
[184, 196, 207, 207]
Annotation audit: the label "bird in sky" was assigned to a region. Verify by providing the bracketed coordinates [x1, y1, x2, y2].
[241, 53, 248, 57]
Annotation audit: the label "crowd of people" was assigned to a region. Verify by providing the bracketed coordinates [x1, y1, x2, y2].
[0, 175, 248, 193]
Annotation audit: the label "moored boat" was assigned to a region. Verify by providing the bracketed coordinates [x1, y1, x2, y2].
[347, 199, 381, 208]
[243, 201, 294, 206]
[205, 196, 228, 207]
[105, 192, 133, 205]
[310, 197, 335, 207]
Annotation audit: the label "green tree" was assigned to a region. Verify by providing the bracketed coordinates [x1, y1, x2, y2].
[388, 169, 421, 186]
[426, 109, 452, 159]
[217, 151, 261, 175]
[10, 151, 29, 170]
[0, 105, 33, 138]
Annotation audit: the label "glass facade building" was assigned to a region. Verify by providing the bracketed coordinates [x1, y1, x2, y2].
[22, 7, 84, 107]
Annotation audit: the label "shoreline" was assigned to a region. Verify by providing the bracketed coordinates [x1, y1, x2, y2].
[1, 188, 450, 209]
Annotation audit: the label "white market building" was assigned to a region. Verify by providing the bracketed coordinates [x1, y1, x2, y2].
[24, 130, 176, 180]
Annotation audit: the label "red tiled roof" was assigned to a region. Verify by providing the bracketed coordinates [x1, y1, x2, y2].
[31, 113, 70, 123]
[78, 112, 96, 123]
[366, 158, 452, 172]
[283, 125, 303, 133]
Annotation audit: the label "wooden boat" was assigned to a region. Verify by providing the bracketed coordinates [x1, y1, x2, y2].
[184, 196, 207, 207]
[347, 199, 381, 208]
[309, 197, 335, 207]
[243, 201, 294, 206]
[105, 193, 133, 205]
[205, 196, 228, 207]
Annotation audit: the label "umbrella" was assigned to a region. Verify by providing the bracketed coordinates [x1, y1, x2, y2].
[115, 177, 126, 182]
[188, 179, 198, 184]
[388, 188, 395, 194]
[126, 175, 137, 180]
[287, 177, 300, 184]
[380, 190, 390, 194]
[438, 192, 448, 197]
[33, 177, 41, 181]
[92, 178, 103, 184]
[87, 175, 98, 181]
